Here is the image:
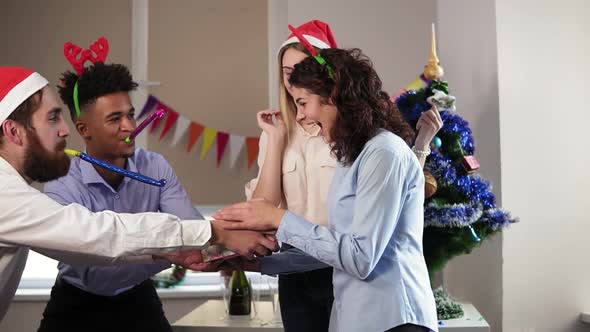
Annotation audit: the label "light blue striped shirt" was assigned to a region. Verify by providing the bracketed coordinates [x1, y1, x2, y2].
[44, 148, 203, 296]
[262, 131, 438, 332]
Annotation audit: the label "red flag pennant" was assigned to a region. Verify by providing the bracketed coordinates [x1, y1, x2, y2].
[216, 132, 230, 167]
[159, 110, 179, 141]
[187, 122, 204, 153]
[246, 137, 259, 169]
[149, 103, 167, 133]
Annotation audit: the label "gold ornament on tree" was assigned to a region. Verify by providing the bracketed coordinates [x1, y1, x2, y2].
[424, 171, 438, 198]
[404, 23, 445, 92]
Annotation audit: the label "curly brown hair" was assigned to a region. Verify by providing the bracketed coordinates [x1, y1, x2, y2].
[289, 48, 415, 165]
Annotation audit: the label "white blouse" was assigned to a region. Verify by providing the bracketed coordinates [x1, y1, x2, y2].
[246, 123, 337, 226]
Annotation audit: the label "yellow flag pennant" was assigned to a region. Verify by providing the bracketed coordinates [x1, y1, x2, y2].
[200, 127, 217, 160]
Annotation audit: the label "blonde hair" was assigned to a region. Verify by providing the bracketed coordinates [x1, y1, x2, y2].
[277, 43, 320, 140]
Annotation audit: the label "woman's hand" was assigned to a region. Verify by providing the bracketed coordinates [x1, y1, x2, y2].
[414, 107, 443, 150]
[212, 199, 285, 232]
[256, 110, 287, 143]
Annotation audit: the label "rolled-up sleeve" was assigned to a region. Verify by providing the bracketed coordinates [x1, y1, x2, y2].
[260, 247, 329, 275]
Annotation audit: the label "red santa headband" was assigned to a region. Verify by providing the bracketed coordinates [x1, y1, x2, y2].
[0, 67, 49, 124]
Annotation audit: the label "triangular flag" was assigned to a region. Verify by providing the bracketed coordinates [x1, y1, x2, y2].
[216, 132, 230, 167]
[200, 127, 217, 160]
[229, 134, 245, 168]
[149, 103, 167, 133]
[159, 110, 179, 141]
[171, 115, 191, 147]
[187, 122, 204, 152]
[137, 95, 158, 119]
[246, 137, 260, 169]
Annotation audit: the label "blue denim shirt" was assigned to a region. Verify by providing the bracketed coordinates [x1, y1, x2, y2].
[262, 131, 438, 332]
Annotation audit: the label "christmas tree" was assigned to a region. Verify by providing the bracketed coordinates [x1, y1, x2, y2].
[394, 25, 518, 319]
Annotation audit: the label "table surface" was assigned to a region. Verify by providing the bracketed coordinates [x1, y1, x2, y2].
[173, 300, 282, 332]
[438, 302, 490, 331]
[173, 300, 490, 332]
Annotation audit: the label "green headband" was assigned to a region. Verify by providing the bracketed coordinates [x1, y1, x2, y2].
[313, 55, 335, 80]
[287, 24, 335, 80]
[73, 81, 81, 118]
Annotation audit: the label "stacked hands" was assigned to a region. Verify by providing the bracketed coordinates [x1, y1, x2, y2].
[157, 199, 284, 272]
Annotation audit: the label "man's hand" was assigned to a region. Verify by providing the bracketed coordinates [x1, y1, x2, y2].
[187, 258, 233, 273]
[210, 221, 279, 260]
[188, 256, 262, 273]
[157, 250, 208, 270]
[212, 200, 285, 232]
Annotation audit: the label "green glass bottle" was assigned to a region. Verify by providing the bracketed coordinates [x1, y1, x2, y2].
[228, 270, 251, 316]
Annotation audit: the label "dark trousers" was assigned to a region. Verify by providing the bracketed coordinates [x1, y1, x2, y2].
[385, 324, 431, 332]
[278, 267, 334, 332]
[37, 278, 172, 332]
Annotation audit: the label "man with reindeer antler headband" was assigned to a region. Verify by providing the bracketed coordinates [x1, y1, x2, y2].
[35, 37, 214, 332]
[0, 48, 278, 323]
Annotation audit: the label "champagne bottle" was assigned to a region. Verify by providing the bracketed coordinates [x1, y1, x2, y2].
[228, 270, 251, 316]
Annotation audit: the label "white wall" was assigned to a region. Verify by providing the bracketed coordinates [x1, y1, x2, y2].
[436, 1, 503, 331]
[496, 0, 590, 331]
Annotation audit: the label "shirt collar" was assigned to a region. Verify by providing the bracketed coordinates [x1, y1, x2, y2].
[0, 156, 25, 180]
[80, 152, 138, 189]
[295, 122, 322, 137]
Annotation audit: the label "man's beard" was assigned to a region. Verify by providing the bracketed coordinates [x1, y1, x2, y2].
[23, 129, 71, 183]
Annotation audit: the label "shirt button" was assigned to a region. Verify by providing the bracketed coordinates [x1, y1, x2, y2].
[114, 194, 120, 199]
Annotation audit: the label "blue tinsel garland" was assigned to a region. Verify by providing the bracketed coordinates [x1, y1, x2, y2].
[395, 90, 432, 125]
[424, 150, 514, 228]
[439, 112, 475, 155]
[396, 83, 517, 230]
[425, 201, 483, 227]
[481, 208, 516, 230]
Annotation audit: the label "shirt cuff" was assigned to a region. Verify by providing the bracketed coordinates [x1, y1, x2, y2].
[152, 258, 173, 270]
[276, 211, 316, 250]
[119, 254, 157, 264]
[259, 256, 276, 276]
[181, 219, 212, 248]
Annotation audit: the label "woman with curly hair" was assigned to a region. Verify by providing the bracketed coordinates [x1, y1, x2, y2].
[215, 47, 438, 332]
[233, 20, 441, 332]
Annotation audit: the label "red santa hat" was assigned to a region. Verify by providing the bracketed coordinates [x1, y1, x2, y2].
[0, 67, 48, 124]
[280, 19, 338, 50]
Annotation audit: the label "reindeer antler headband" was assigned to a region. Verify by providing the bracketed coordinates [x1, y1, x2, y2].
[63, 37, 109, 117]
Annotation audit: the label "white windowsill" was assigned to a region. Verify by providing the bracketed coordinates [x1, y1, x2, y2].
[14, 274, 275, 302]
[13, 284, 224, 302]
